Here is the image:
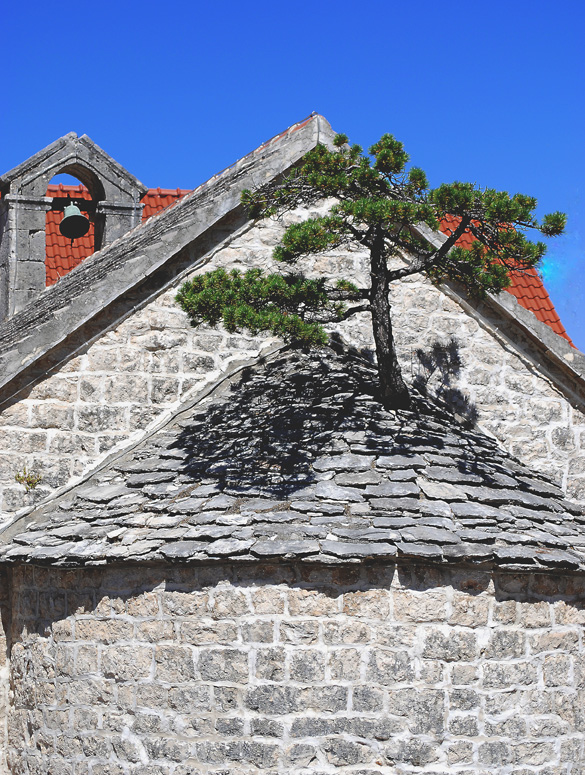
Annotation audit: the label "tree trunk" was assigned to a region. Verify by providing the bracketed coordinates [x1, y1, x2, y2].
[369, 239, 411, 410]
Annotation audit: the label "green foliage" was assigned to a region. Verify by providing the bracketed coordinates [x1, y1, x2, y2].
[242, 132, 565, 296]
[369, 134, 409, 175]
[14, 467, 42, 492]
[541, 211, 567, 236]
[180, 129, 565, 407]
[176, 268, 361, 347]
[273, 216, 348, 263]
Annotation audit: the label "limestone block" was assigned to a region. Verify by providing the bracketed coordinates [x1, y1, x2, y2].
[155, 645, 196, 683]
[254, 648, 285, 682]
[393, 589, 447, 622]
[327, 648, 362, 681]
[102, 646, 152, 680]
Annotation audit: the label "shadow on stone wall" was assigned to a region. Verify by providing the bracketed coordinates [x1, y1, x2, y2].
[6, 562, 585, 771]
[9, 561, 585, 645]
[412, 337, 479, 426]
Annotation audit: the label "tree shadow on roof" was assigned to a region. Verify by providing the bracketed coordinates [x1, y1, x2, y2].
[170, 347, 463, 499]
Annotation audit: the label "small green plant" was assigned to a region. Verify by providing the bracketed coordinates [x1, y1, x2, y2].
[14, 467, 42, 492]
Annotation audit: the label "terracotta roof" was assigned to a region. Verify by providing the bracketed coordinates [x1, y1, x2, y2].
[44, 187, 572, 345]
[45, 186, 189, 286]
[141, 187, 191, 220]
[45, 184, 95, 286]
[1, 347, 583, 568]
[439, 214, 573, 345]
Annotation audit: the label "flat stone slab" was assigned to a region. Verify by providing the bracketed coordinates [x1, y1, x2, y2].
[419, 480, 468, 501]
[314, 482, 365, 502]
[313, 454, 375, 472]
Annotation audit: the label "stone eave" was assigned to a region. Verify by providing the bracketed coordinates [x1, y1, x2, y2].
[0, 114, 334, 399]
[413, 223, 585, 394]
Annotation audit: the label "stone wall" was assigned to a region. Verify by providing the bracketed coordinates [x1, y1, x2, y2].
[1, 209, 584, 517]
[5, 561, 585, 774]
[0, 569, 8, 775]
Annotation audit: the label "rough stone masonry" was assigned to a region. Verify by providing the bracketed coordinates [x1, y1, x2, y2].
[5, 562, 585, 774]
[0, 347, 583, 774]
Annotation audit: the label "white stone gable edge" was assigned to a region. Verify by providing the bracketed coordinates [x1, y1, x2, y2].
[0, 114, 332, 399]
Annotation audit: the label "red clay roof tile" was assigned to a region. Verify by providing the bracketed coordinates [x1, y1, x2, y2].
[141, 188, 191, 220]
[439, 214, 573, 345]
[45, 184, 95, 286]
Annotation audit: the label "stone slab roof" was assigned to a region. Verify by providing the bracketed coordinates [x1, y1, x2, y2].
[2, 347, 583, 571]
[0, 114, 329, 399]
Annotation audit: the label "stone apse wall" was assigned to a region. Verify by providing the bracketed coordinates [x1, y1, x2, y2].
[1, 208, 584, 516]
[3, 561, 585, 774]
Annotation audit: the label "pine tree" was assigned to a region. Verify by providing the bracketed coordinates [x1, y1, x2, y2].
[176, 133, 565, 409]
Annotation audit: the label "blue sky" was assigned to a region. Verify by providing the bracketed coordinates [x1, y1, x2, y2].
[3, 0, 584, 349]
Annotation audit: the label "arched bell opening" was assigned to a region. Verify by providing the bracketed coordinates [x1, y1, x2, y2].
[0, 131, 147, 321]
[45, 174, 99, 286]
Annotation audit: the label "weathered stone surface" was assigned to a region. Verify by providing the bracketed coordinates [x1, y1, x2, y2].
[0, 348, 583, 573]
[314, 481, 365, 502]
[4, 110, 584, 775]
[377, 454, 426, 469]
[0, 561, 584, 772]
[320, 540, 397, 558]
[251, 540, 320, 557]
[0, 114, 584, 533]
[159, 541, 209, 558]
[418, 479, 468, 501]
[313, 453, 374, 472]
[399, 526, 461, 544]
[364, 482, 420, 497]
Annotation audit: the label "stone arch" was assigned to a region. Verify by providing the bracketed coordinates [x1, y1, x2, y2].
[0, 133, 146, 320]
[54, 163, 106, 205]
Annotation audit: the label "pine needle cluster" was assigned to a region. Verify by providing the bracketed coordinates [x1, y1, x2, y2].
[176, 268, 361, 347]
[177, 130, 565, 408]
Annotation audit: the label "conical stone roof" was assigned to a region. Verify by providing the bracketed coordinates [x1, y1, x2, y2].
[1, 347, 584, 570]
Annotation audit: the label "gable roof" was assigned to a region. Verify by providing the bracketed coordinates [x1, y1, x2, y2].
[1, 346, 583, 570]
[0, 114, 328, 400]
[1, 114, 583, 414]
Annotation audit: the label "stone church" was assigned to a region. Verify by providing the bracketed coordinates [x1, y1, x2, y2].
[0, 114, 583, 773]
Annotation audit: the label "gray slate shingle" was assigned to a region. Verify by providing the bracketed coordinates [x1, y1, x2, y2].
[1, 347, 584, 571]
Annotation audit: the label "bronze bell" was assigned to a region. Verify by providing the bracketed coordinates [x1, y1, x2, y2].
[59, 202, 90, 241]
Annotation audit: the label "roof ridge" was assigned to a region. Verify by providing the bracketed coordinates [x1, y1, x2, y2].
[0, 114, 331, 401]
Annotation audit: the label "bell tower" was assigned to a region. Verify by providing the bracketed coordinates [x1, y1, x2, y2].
[0, 133, 147, 321]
